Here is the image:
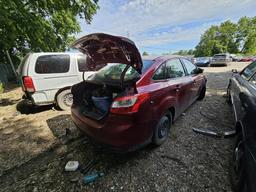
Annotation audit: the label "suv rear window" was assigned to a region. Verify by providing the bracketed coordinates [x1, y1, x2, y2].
[35, 55, 70, 74]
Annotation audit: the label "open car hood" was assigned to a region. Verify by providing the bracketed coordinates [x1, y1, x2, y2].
[72, 33, 143, 74]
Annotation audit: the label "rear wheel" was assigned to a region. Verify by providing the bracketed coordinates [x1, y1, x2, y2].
[197, 85, 206, 101]
[56, 89, 73, 111]
[152, 113, 172, 146]
[230, 134, 246, 192]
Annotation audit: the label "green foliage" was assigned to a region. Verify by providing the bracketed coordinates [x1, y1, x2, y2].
[172, 49, 194, 56]
[142, 51, 149, 56]
[0, 0, 99, 66]
[194, 17, 256, 57]
[0, 82, 4, 93]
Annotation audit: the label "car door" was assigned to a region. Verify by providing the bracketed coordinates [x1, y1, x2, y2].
[165, 58, 193, 116]
[181, 58, 202, 105]
[229, 62, 256, 192]
[245, 73, 256, 192]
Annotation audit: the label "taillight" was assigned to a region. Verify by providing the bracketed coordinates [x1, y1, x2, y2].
[110, 93, 150, 114]
[23, 76, 35, 92]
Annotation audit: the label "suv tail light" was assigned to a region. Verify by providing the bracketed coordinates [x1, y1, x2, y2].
[110, 93, 150, 114]
[23, 76, 35, 92]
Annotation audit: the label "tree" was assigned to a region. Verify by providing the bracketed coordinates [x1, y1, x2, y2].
[172, 49, 194, 56]
[238, 16, 256, 54]
[0, 0, 99, 67]
[194, 17, 256, 56]
[142, 51, 149, 56]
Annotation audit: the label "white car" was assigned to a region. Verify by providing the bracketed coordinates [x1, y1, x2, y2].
[210, 53, 232, 66]
[18, 52, 94, 110]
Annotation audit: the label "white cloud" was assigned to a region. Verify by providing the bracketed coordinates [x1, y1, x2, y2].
[79, 0, 256, 50]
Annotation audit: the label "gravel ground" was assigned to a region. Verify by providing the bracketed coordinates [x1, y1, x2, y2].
[0, 62, 249, 192]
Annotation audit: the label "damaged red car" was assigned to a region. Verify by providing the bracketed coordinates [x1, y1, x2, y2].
[71, 33, 207, 152]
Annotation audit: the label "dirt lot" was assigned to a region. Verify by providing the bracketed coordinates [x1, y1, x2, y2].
[0, 62, 249, 192]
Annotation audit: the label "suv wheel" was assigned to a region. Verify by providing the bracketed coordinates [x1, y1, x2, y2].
[152, 113, 172, 146]
[230, 134, 245, 192]
[56, 89, 73, 111]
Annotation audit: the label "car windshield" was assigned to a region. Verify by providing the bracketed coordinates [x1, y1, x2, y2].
[93, 63, 140, 82]
[197, 57, 208, 61]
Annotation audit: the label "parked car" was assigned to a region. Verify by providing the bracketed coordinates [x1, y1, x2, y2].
[227, 61, 256, 192]
[71, 33, 207, 152]
[18, 52, 94, 110]
[211, 53, 232, 66]
[195, 57, 211, 67]
[240, 56, 254, 62]
[230, 54, 238, 62]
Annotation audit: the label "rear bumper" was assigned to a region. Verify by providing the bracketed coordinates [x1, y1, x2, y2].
[71, 105, 154, 152]
[210, 61, 230, 66]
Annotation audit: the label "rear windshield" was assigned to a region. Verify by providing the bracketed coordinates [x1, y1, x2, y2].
[213, 54, 228, 58]
[93, 63, 140, 82]
[35, 55, 70, 74]
[142, 60, 154, 73]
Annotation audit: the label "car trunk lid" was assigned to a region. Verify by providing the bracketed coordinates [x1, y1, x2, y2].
[72, 33, 143, 77]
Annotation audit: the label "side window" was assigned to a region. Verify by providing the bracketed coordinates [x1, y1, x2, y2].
[241, 61, 256, 80]
[166, 59, 185, 78]
[35, 55, 70, 74]
[152, 63, 166, 80]
[250, 73, 256, 85]
[77, 55, 88, 72]
[182, 59, 197, 75]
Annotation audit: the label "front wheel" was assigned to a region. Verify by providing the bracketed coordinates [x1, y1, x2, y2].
[152, 113, 172, 146]
[56, 89, 73, 111]
[197, 85, 206, 101]
[230, 134, 246, 192]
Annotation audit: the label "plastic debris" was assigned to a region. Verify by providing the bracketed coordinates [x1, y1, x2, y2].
[65, 161, 79, 172]
[192, 128, 236, 138]
[83, 172, 104, 184]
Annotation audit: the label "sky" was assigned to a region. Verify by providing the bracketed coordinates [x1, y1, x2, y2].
[78, 0, 256, 55]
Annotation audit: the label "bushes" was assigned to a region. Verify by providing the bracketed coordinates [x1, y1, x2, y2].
[0, 81, 4, 93]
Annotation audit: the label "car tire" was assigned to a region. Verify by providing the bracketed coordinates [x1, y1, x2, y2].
[152, 112, 172, 146]
[197, 85, 206, 101]
[230, 134, 246, 192]
[56, 89, 73, 111]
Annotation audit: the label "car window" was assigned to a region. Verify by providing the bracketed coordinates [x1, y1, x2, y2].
[35, 55, 70, 74]
[250, 73, 256, 85]
[142, 60, 154, 74]
[77, 55, 88, 72]
[241, 61, 256, 80]
[182, 59, 197, 75]
[152, 63, 166, 80]
[166, 59, 185, 79]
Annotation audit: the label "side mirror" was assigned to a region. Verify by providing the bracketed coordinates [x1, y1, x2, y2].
[195, 67, 204, 74]
[232, 69, 238, 73]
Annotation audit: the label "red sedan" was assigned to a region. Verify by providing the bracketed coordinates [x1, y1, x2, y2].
[71, 33, 207, 152]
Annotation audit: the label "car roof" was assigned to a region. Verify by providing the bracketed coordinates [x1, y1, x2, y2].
[142, 55, 187, 62]
[28, 52, 83, 57]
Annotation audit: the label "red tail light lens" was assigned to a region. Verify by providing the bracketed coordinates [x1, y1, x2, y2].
[23, 76, 35, 92]
[110, 93, 150, 114]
